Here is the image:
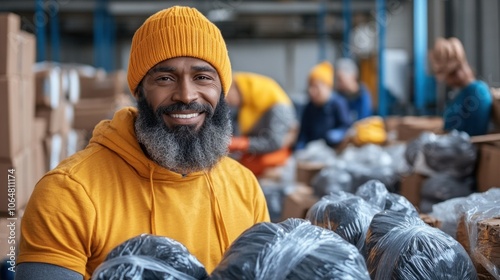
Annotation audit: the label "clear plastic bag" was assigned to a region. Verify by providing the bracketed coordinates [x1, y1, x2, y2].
[405, 131, 477, 178]
[462, 200, 500, 278]
[422, 130, 477, 178]
[405, 132, 434, 166]
[365, 210, 478, 280]
[310, 165, 353, 197]
[305, 191, 379, 254]
[210, 218, 370, 280]
[294, 139, 337, 165]
[91, 234, 209, 280]
[355, 180, 419, 217]
[420, 174, 474, 213]
[430, 188, 500, 238]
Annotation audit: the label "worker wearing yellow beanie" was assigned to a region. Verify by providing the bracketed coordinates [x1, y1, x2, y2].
[309, 60, 334, 88]
[127, 6, 232, 96]
[18, 6, 270, 279]
[296, 61, 352, 149]
[227, 72, 298, 177]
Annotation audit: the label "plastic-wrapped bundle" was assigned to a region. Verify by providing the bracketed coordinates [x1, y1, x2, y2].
[385, 192, 419, 216]
[421, 130, 477, 178]
[305, 191, 379, 254]
[345, 163, 399, 193]
[92, 234, 209, 280]
[405, 131, 477, 178]
[430, 188, 500, 238]
[294, 139, 337, 165]
[454, 189, 500, 279]
[355, 180, 388, 210]
[211, 218, 370, 280]
[341, 145, 400, 192]
[421, 174, 474, 201]
[310, 165, 353, 197]
[383, 142, 411, 175]
[419, 174, 474, 213]
[404, 132, 433, 166]
[355, 180, 419, 217]
[365, 210, 477, 280]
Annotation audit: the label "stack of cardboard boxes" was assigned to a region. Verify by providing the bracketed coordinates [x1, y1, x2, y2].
[35, 64, 78, 171]
[0, 13, 40, 256]
[0, 13, 38, 214]
[73, 69, 132, 133]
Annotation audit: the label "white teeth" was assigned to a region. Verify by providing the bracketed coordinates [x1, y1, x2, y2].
[171, 113, 200, 119]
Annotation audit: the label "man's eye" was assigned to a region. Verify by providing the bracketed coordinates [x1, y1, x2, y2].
[196, 75, 212, 80]
[156, 76, 172, 81]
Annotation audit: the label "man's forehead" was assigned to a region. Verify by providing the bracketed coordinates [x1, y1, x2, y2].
[150, 57, 216, 72]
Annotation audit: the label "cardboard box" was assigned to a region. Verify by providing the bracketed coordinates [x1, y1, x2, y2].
[0, 148, 33, 214]
[0, 77, 22, 159]
[399, 173, 427, 209]
[295, 161, 325, 185]
[492, 94, 500, 128]
[44, 133, 63, 171]
[35, 67, 61, 109]
[0, 13, 21, 75]
[73, 97, 117, 131]
[79, 70, 126, 99]
[33, 117, 48, 178]
[19, 31, 36, 76]
[280, 184, 319, 221]
[21, 76, 36, 149]
[396, 116, 444, 141]
[476, 144, 500, 192]
[35, 99, 72, 135]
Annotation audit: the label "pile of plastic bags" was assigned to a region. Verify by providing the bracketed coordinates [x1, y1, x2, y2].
[405, 130, 477, 212]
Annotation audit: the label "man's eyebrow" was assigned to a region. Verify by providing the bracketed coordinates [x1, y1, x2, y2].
[192, 65, 217, 73]
[148, 66, 175, 74]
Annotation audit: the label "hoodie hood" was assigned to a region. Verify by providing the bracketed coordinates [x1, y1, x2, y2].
[89, 107, 205, 180]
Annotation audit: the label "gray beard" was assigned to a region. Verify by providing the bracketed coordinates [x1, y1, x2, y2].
[134, 93, 232, 174]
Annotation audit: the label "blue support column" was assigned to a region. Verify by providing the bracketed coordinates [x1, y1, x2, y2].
[94, 0, 114, 71]
[317, 0, 327, 62]
[377, 0, 387, 117]
[105, 15, 115, 71]
[35, 0, 46, 62]
[94, 0, 105, 69]
[342, 0, 352, 58]
[49, 0, 60, 62]
[414, 0, 428, 115]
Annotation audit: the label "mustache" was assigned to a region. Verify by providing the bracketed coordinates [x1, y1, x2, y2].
[156, 102, 214, 118]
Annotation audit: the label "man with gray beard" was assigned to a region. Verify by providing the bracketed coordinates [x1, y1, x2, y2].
[135, 85, 232, 174]
[17, 6, 270, 280]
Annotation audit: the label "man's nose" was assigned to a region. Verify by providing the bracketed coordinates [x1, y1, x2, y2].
[173, 79, 198, 104]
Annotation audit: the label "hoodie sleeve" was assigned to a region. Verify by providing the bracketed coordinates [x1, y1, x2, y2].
[18, 172, 96, 277]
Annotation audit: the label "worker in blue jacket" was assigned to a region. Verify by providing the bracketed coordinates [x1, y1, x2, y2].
[295, 61, 352, 150]
[334, 58, 373, 122]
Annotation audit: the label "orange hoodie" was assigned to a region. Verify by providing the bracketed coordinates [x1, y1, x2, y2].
[18, 107, 270, 279]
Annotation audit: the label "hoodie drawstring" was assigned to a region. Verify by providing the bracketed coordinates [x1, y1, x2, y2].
[149, 165, 157, 235]
[203, 171, 230, 255]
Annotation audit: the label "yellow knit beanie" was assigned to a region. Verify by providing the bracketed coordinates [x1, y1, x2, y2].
[127, 6, 232, 96]
[308, 61, 334, 88]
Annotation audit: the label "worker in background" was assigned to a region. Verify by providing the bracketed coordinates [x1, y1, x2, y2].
[295, 61, 352, 149]
[429, 37, 492, 136]
[16, 6, 270, 280]
[335, 57, 373, 122]
[227, 72, 298, 178]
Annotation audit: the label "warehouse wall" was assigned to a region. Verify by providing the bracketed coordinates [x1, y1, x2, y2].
[227, 39, 336, 103]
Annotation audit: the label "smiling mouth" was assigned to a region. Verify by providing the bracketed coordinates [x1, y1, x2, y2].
[170, 112, 201, 119]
